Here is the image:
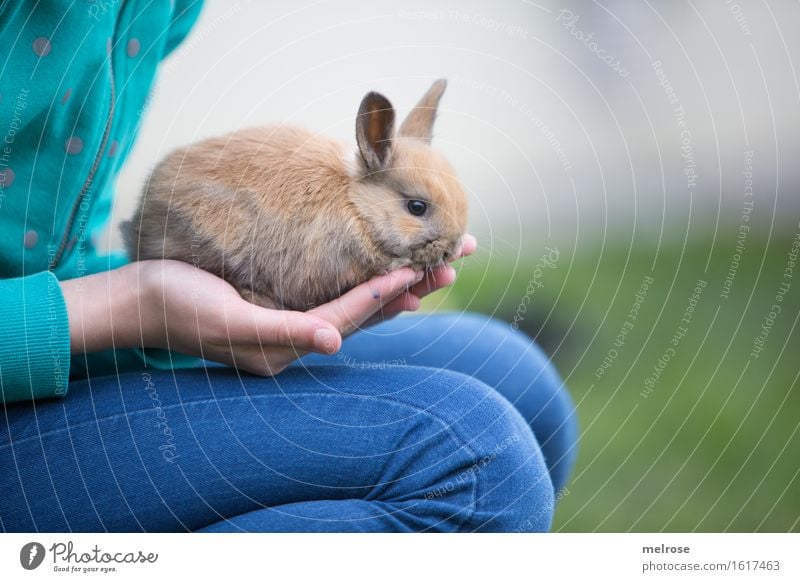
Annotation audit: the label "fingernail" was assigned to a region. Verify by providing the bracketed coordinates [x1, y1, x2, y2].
[314, 328, 338, 354]
[413, 270, 425, 283]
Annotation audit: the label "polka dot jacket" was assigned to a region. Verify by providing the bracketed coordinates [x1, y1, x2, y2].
[0, 1, 203, 403]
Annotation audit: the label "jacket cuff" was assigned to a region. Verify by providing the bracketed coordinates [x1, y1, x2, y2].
[0, 271, 71, 403]
[69, 347, 199, 380]
[133, 347, 199, 370]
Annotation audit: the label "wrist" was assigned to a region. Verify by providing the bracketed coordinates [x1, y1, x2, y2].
[60, 262, 166, 354]
[117, 260, 163, 349]
[62, 267, 131, 354]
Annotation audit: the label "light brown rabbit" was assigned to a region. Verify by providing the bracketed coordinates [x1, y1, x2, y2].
[123, 80, 468, 311]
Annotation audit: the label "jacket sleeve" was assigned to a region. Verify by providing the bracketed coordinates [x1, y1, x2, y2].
[0, 271, 70, 404]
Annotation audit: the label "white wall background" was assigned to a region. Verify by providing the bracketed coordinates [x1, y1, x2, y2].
[109, 0, 800, 255]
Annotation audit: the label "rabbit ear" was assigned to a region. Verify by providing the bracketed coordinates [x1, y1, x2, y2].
[398, 79, 447, 143]
[356, 92, 395, 172]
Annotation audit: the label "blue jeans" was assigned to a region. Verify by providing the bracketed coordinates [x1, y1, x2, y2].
[0, 313, 577, 532]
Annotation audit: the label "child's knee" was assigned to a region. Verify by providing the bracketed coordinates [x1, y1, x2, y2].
[395, 369, 556, 531]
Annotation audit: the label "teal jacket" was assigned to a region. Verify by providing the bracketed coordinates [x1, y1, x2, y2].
[0, 1, 204, 404]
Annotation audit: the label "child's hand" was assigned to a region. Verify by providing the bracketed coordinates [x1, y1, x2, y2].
[361, 233, 477, 326]
[132, 260, 421, 376]
[63, 236, 472, 378]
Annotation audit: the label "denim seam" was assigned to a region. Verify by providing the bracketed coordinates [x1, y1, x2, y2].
[210, 394, 481, 530]
[2, 392, 481, 530]
[211, 394, 480, 530]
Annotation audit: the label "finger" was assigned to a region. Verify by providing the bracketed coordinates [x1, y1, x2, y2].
[366, 262, 457, 326]
[410, 264, 457, 298]
[449, 233, 477, 262]
[364, 291, 421, 327]
[365, 261, 458, 327]
[310, 268, 422, 335]
[245, 308, 342, 355]
[462, 233, 477, 256]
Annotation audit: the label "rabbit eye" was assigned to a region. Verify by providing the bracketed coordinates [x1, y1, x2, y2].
[407, 199, 428, 217]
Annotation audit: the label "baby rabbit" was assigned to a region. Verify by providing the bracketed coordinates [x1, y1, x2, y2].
[123, 80, 468, 311]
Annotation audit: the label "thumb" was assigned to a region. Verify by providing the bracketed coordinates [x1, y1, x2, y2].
[251, 308, 342, 355]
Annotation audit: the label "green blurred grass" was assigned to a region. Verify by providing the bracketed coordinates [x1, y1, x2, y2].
[427, 227, 800, 532]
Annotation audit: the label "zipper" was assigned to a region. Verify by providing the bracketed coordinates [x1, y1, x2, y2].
[50, 41, 117, 270]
